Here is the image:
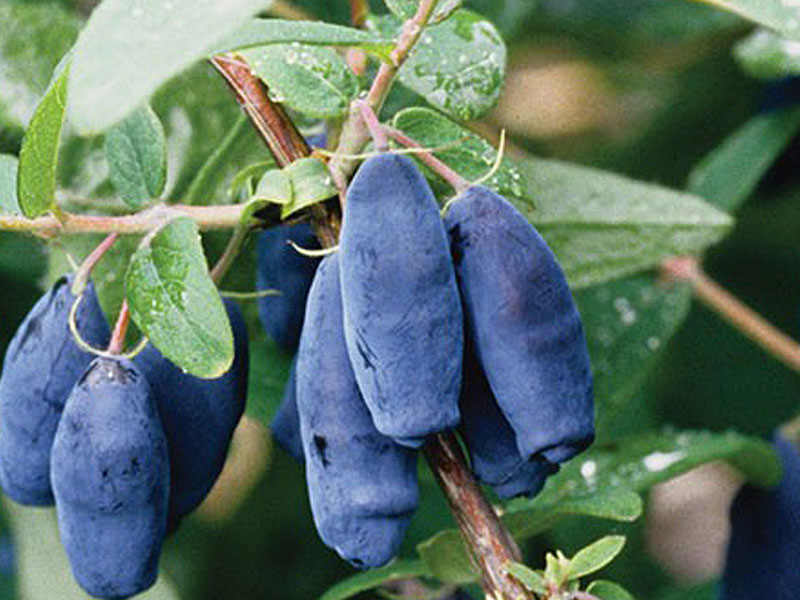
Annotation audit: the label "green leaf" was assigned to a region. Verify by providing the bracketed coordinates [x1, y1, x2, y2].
[503, 489, 644, 542]
[240, 44, 358, 119]
[245, 336, 293, 427]
[506, 563, 546, 595]
[575, 274, 692, 435]
[126, 217, 233, 378]
[688, 105, 800, 213]
[17, 62, 70, 218]
[587, 580, 636, 600]
[392, 107, 526, 200]
[568, 536, 626, 580]
[418, 489, 642, 584]
[385, 0, 463, 21]
[318, 559, 431, 600]
[280, 158, 337, 218]
[0, 154, 20, 215]
[68, 0, 274, 133]
[230, 162, 274, 202]
[517, 158, 733, 289]
[248, 157, 337, 218]
[105, 104, 167, 209]
[547, 429, 781, 500]
[734, 28, 800, 79]
[399, 10, 506, 121]
[212, 19, 395, 61]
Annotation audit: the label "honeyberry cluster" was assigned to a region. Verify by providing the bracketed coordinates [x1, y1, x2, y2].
[263, 153, 595, 568]
[0, 278, 248, 599]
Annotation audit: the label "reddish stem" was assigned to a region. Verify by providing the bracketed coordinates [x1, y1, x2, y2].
[357, 100, 389, 152]
[107, 299, 130, 355]
[385, 127, 470, 193]
[71, 232, 118, 296]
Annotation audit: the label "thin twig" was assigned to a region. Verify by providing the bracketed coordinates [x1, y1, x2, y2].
[71, 232, 118, 295]
[662, 256, 800, 374]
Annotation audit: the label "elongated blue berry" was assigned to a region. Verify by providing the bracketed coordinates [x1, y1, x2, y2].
[256, 223, 320, 352]
[445, 186, 594, 465]
[0, 276, 109, 506]
[134, 298, 248, 528]
[460, 348, 556, 499]
[51, 357, 168, 600]
[720, 433, 800, 600]
[297, 254, 419, 568]
[339, 154, 463, 447]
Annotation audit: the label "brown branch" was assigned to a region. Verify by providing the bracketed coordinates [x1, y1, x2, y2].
[425, 433, 534, 600]
[210, 55, 311, 168]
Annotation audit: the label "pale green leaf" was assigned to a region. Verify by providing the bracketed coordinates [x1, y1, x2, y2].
[587, 580, 636, 600]
[318, 560, 430, 600]
[0, 154, 20, 215]
[392, 107, 526, 200]
[734, 28, 800, 79]
[105, 104, 167, 208]
[568, 536, 626, 580]
[212, 19, 394, 61]
[518, 158, 733, 289]
[399, 10, 506, 121]
[240, 44, 358, 119]
[126, 217, 233, 378]
[68, 0, 275, 133]
[506, 563, 547, 595]
[17, 63, 69, 218]
[688, 105, 800, 213]
[248, 158, 336, 218]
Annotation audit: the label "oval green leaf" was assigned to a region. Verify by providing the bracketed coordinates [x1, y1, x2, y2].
[105, 104, 167, 208]
[126, 216, 233, 378]
[506, 562, 547, 595]
[399, 10, 506, 121]
[318, 559, 430, 600]
[17, 62, 69, 218]
[568, 536, 626, 580]
[240, 44, 358, 119]
[68, 0, 274, 133]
